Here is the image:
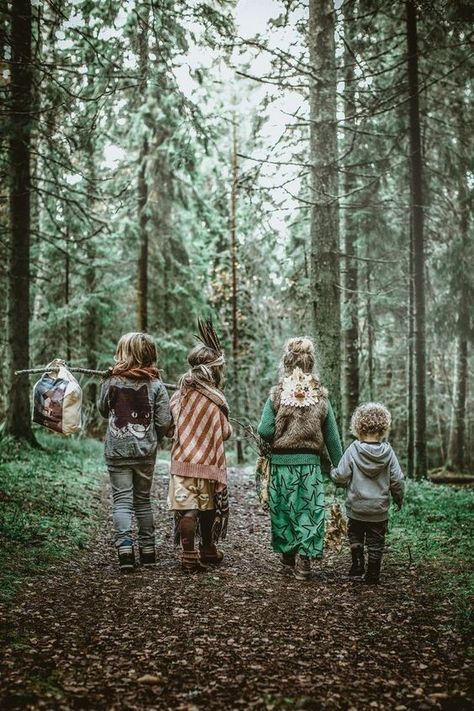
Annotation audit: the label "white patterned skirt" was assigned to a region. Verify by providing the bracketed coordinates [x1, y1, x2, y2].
[167, 475, 216, 511]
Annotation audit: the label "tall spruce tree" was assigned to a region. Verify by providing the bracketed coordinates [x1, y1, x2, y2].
[5, 0, 35, 441]
[308, 0, 341, 422]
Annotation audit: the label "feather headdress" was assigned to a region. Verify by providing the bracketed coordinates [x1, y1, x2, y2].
[195, 318, 224, 359]
[174, 318, 229, 430]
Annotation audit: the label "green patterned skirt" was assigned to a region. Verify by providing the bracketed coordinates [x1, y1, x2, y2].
[268, 462, 325, 559]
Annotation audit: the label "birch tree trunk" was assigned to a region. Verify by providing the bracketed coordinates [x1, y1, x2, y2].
[406, 0, 427, 478]
[308, 0, 341, 423]
[5, 0, 35, 441]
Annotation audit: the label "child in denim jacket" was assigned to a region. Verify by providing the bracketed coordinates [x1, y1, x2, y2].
[99, 332, 171, 571]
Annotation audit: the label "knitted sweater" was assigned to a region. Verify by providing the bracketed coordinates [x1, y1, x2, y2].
[258, 397, 343, 466]
[169, 387, 232, 485]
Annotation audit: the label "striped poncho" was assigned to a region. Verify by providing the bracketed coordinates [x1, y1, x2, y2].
[169, 387, 232, 486]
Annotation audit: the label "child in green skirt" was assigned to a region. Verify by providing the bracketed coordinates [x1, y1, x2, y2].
[257, 337, 343, 580]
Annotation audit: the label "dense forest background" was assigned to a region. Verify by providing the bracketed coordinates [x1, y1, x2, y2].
[1, 0, 473, 475]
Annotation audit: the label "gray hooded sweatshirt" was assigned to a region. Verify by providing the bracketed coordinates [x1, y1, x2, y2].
[330, 441, 405, 522]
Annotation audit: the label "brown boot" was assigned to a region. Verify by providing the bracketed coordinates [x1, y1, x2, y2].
[181, 550, 208, 573]
[199, 544, 224, 565]
[293, 555, 311, 581]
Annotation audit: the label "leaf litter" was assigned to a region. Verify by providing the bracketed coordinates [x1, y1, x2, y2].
[0, 464, 472, 710]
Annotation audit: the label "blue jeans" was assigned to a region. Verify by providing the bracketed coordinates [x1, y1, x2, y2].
[108, 462, 155, 547]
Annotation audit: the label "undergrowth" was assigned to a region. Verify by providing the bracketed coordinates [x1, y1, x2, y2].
[0, 431, 105, 602]
[389, 479, 474, 637]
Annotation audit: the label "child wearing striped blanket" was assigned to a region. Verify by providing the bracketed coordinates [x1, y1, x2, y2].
[167, 321, 232, 572]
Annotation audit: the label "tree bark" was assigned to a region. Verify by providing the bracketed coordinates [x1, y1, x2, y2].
[447, 99, 470, 472]
[5, 0, 35, 441]
[137, 8, 149, 332]
[407, 221, 415, 477]
[308, 0, 341, 424]
[448, 335, 468, 471]
[84, 145, 97, 404]
[406, 0, 427, 478]
[366, 258, 374, 402]
[65, 225, 71, 363]
[342, 1, 359, 441]
[230, 121, 244, 463]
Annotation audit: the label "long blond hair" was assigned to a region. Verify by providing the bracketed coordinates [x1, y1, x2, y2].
[112, 332, 160, 379]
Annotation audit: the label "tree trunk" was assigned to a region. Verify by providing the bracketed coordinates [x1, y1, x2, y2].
[407, 221, 415, 477]
[366, 259, 374, 402]
[406, 0, 427, 478]
[65, 226, 71, 363]
[5, 0, 35, 442]
[342, 1, 359, 441]
[447, 335, 468, 471]
[308, 0, 341, 424]
[84, 146, 97, 404]
[137, 8, 149, 332]
[447, 100, 470, 471]
[230, 121, 244, 464]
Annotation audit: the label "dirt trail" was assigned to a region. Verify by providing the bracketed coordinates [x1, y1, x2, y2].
[0, 465, 472, 711]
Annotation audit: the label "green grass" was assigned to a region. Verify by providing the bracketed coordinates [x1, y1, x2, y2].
[389, 479, 474, 635]
[0, 431, 105, 602]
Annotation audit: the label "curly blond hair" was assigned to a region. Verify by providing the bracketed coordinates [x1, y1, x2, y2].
[280, 336, 315, 375]
[351, 402, 391, 439]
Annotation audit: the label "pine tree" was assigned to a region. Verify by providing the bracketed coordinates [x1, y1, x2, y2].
[5, 0, 35, 441]
[406, 0, 427, 478]
[308, 0, 341, 422]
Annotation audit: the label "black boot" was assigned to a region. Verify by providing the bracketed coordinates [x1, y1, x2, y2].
[139, 544, 157, 567]
[280, 549, 297, 568]
[364, 558, 381, 584]
[348, 546, 365, 578]
[118, 541, 135, 572]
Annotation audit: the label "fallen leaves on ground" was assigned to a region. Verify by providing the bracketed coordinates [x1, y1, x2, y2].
[0, 465, 472, 710]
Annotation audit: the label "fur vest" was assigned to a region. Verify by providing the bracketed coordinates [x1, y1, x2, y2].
[270, 380, 329, 453]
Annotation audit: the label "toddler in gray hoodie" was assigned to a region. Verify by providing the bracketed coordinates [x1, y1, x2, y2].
[330, 402, 404, 584]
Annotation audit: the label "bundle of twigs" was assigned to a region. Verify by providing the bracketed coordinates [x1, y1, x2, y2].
[325, 499, 347, 553]
[228, 416, 270, 457]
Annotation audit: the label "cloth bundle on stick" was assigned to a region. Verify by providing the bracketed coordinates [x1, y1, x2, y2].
[32, 359, 82, 435]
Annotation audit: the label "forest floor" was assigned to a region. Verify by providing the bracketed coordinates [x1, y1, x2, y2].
[0, 440, 473, 711]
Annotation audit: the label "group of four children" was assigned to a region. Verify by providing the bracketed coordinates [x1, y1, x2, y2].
[99, 328, 405, 583]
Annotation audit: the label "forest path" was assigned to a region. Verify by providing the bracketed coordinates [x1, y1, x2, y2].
[0, 465, 471, 711]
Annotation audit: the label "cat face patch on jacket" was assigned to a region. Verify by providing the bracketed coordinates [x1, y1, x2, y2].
[280, 368, 320, 408]
[108, 384, 151, 439]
